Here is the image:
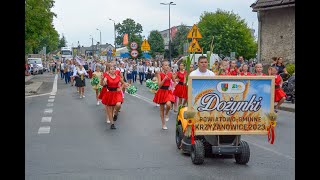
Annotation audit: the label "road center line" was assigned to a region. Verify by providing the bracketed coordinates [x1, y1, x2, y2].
[44, 108, 53, 114]
[49, 96, 55, 99]
[38, 126, 50, 134]
[41, 117, 52, 122]
[47, 103, 54, 107]
[48, 99, 55, 102]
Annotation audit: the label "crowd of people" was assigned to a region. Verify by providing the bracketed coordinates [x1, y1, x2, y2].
[51, 54, 288, 130]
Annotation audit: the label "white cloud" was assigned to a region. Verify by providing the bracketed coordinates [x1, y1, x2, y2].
[258, 84, 271, 94]
[51, 0, 258, 47]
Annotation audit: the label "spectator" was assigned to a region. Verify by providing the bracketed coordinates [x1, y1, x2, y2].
[236, 56, 246, 68]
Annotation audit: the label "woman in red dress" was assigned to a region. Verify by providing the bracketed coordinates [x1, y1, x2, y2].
[227, 60, 239, 76]
[153, 60, 176, 130]
[101, 66, 129, 129]
[239, 64, 252, 76]
[252, 63, 266, 76]
[270, 67, 286, 113]
[173, 62, 188, 109]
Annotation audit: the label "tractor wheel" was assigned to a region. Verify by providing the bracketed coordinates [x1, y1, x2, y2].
[235, 140, 250, 164]
[191, 140, 205, 165]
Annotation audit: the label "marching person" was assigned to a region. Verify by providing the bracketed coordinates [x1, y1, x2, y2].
[270, 67, 286, 113]
[73, 64, 88, 98]
[101, 66, 129, 129]
[137, 61, 145, 85]
[92, 65, 103, 105]
[173, 62, 188, 110]
[153, 60, 176, 130]
[253, 63, 266, 76]
[239, 64, 252, 76]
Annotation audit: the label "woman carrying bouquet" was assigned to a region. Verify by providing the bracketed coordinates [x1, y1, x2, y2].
[101, 65, 129, 129]
[153, 60, 176, 130]
[91, 65, 103, 105]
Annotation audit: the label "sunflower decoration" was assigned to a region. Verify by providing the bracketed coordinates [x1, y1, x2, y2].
[265, 112, 277, 144]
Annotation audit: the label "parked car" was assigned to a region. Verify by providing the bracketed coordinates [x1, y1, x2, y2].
[28, 58, 44, 74]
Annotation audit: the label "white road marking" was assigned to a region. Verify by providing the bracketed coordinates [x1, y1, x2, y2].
[47, 103, 54, 107]
[130, 93, 155, 105]
[51, 74, 58, 94]
[49, 96, 55, 99]
[44, 108, 53, 114]
[38, 126, 50, 134]
[244, 139, 295, 161]
[41, 117, 52, 123]
[48, 99, 55, 102]
[25, 92, 51, 98]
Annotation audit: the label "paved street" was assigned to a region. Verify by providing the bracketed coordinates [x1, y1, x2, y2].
[25, 74, 295, 180]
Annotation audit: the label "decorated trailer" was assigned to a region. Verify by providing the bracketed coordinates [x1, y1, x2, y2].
[176, 76, 277, 165]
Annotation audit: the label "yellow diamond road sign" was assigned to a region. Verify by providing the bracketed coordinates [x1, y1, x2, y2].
[141, 39, 150, 51]
[187, 24, 202, 39]
[188, 39, 202, 52]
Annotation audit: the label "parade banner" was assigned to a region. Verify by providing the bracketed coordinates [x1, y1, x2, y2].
[123, 34, 128, 45]
[188, 76, 275, 135]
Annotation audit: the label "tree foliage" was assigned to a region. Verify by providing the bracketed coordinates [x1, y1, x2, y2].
[148, 30, 164, 58]
[25, 0, 60, 55]
[198, 9, 257, 59]
[171, 24, 190, 57]
[115, 18, 143, 47]
[58, 35, 67, 48]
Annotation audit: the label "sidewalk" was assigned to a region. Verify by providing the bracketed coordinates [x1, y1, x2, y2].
[25, 75, 42, 96]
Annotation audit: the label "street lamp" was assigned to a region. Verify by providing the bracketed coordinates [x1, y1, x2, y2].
[160, 2, 176, 67]
[90, 35, 94, 58]
[109, 18, 116, 52]
[96, 28, 102, 55]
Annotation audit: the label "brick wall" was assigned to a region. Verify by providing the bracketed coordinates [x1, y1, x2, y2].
[259, 7, 295, 65]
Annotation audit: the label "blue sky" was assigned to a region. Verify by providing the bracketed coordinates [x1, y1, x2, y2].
[52, 0, 258, 47]
[191, 79, 271, 113]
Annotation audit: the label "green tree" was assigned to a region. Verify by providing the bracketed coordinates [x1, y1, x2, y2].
[58, 35, 67, 48]
[171, 24, 190, 57]
[115, 18, 143, 47]
[198, 9, 257, 59]
[127, 34, 143, 59]
[147, 30, 164, 58]
[25, 0, 60, 54]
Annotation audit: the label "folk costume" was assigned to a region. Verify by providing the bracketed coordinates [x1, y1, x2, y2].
[153, 72, 175, 104]
[173, 70, 188, 99]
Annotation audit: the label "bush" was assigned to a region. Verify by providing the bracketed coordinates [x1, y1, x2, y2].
[286, 63, 295, 75]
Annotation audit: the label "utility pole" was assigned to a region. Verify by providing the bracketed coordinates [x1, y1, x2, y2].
[160, 2, 176, 67]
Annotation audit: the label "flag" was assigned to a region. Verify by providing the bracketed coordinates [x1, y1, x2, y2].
[123, 33, 128, 45]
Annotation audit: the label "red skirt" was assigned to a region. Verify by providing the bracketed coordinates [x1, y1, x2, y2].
[274, 88, 286, 102]
[98, 87, 107, 100]
[102, 90, 123, 106]
[153, 89, 175, 104]
[173, 84, 188, 99]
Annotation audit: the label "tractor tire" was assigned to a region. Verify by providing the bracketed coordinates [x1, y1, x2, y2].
[235, 140, 250, 164]
[191, 140, 205, 165]
[176, 125, 183, 149]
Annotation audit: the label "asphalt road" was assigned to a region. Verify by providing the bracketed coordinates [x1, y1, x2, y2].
[25, 76, 295, 180]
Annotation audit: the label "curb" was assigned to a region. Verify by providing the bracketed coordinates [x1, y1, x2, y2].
[25, 75, 34, 82]
[25, 82, 43, 95]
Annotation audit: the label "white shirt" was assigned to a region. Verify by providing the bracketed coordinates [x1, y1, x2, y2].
[154, 67, 160, 73]
[189, 69, 215, 76]
[73, 67, 88, 77]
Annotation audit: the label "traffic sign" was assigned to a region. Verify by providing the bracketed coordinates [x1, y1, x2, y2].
[141, 39, 151, 51]
[130, 42, 138, 50]
[188, 39, 202, 52]
[130, 50, 139, 58]
[187, 24, 202, 39]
